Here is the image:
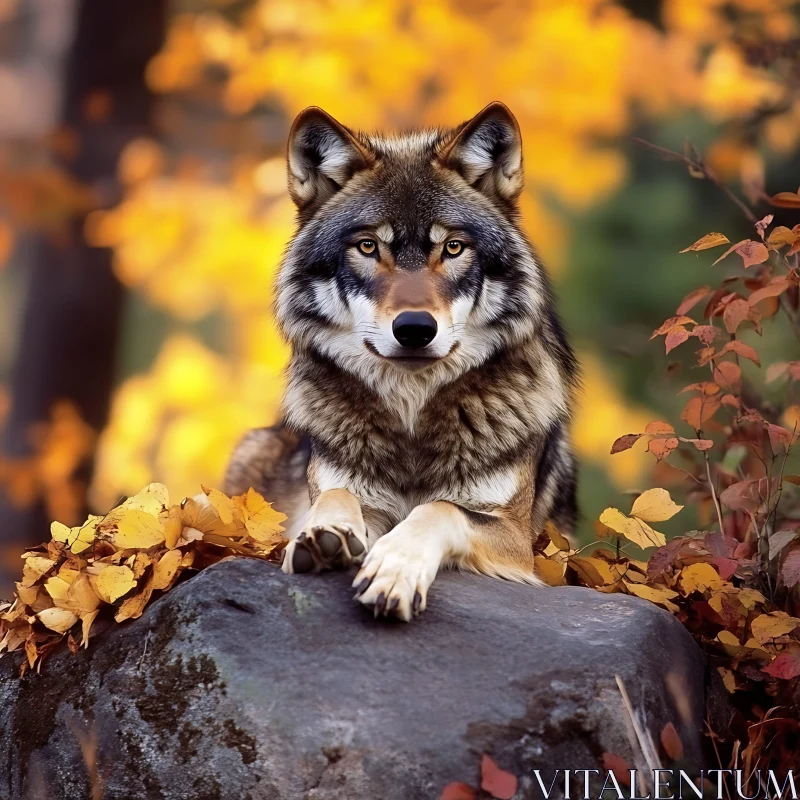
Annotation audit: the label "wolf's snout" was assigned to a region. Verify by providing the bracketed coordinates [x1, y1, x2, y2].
[392, 311, 438, 349]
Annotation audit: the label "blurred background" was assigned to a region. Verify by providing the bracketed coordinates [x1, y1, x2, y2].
[1, 0, 799, 591]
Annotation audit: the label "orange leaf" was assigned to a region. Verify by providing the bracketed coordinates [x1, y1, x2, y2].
[647, 437, 679, 461]
[480, 755, 518, 800]
[748, 276, 791, 307]
[719, 340, 760, 366]
[676, 286, 712, 316]
[722, 299, 750, 334]
[660, 722, 684, 761]
[651, 316, 694, 338]
[713, 361, 741, 391]
[665, 326, 689, 354]
[602, 753, 632, 786]
[681, 395, 721, 430]
[769, 191, 800, 209]
[644, 421, 675, 435]
[440, 783, 477, 800]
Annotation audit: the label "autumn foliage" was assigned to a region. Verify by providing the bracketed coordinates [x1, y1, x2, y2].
[0, 483, 285, 673]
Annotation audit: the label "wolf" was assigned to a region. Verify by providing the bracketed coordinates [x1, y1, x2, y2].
[225, 102, 579, 621]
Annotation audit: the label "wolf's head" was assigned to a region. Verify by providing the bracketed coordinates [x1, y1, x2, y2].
[277, 102, 556, 408]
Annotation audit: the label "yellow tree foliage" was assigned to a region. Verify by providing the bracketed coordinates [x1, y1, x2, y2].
[83, 0, 800, 505]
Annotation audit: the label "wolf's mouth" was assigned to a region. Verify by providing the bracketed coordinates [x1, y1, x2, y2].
[364, 340, 443, 369]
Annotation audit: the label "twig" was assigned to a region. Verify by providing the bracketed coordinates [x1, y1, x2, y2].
[704, 450, 726, 534]
[137, 630, 151, 672]
[632, 137, 757, 223]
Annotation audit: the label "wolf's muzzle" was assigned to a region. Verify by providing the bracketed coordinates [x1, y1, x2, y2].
[392, 311, 438, 349]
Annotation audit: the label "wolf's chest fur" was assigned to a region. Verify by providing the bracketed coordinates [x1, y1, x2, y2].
[284, 341, 566, 522]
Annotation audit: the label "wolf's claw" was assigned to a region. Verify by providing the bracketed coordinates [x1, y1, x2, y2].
[281, 523, 368, 574]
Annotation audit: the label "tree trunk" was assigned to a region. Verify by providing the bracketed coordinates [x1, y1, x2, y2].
[0, 0, 167, 587]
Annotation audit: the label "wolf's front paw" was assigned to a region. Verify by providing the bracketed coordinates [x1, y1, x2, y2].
[281, 523, 367, 574]
[351, 535, 436, 622]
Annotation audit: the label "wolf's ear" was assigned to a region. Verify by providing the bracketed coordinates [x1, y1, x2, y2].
[440, 102, 523, 204]
[287, 107, 374, 217]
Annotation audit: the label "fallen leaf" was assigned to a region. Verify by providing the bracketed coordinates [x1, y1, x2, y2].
[750, 613, 800, 644]
[36, 607, 79, 633]
[624, 582, 679, 612]
[762, 648, 800, 680]
[660, 722, 684, 761]
[602, 753, 632, 786]
[680, 563, 725, 594]
[480, 755, 518, 800]
[88, 565, 137, 604]
[440, 783, 477, 800]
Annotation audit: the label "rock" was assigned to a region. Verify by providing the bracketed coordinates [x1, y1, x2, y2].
[0, 559, 707, 800]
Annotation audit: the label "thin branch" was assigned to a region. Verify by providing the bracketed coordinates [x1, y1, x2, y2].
[705, 450, 726, 534]
[632, 137, 757, 223]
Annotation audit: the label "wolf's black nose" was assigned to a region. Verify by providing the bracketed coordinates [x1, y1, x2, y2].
[392, 311, 438, 349]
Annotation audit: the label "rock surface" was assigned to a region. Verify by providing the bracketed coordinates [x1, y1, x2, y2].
[0, 559, 707, 800]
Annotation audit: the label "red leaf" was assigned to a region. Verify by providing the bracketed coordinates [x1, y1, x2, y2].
[665, 326, 690, 353]
[755, 214, 773, 239]
[713, 557, 738, 580]
[719, 340, 760, 366]
[720, 478, 779, 513]
[767, 424, 796, 451]
[748, 276, 792, 307]
[611, 434, 644, 454]
[781, 547, 800, 588]
[766, 362, 789, 383]
[762, 648, 800, 680]
[676, 286, 712, 316]
[769, 191, 800, 209]
[602, 753, 632, 786]
[481, 755, 518, 800]
[660, 722, 684, 762]
[440, 783, 478, 800]
[691, 325, 719, 345]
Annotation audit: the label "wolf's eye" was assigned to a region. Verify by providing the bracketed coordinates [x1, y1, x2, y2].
[444, 241, 464, 257]
[356, 239, 377, 256]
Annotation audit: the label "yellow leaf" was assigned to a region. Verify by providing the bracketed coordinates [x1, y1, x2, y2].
[737, 588, 766, 611]
[750, 613, 800, 644]
[37, 607, 79, 633]
[22, 557, 57, 587]
[204, 486, 239, 526]
[534, 555, 566, 586]
[103, 483, 169, 527]
[680, 563, 725, 594]
[179, 496, 230, 538]
[115, 574, 155, 623]
[717, 666, 737, 693]
[544, 521, 570, 552]
[151, 549, 183, 591]
[81, 610, 99, 647]
[65, 574, 102, 614]
[16, 583, 39, 606]
[630, 488, 683, 523]
[624, 581, 679, 612]
[113, 509, 165, 550]
[50, 515, 101, 554]
[44, 575, 73, 603]
[569, 554, 616, 587]
[680, 232, 730, 252]
[89, 565, 137, 604]
[233, 488, 286, 546]
[598, 507, 666, 549]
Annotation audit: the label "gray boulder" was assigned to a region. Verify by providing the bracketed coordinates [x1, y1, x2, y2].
[0, 559, 706, 800]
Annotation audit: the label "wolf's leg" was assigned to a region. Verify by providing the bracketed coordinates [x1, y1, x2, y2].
[281, 488, 369, 574]
[352, 502, 542, 621]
